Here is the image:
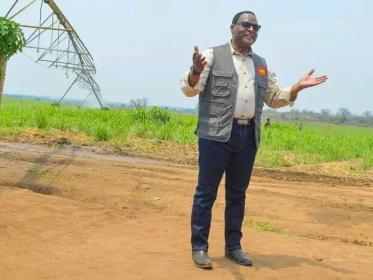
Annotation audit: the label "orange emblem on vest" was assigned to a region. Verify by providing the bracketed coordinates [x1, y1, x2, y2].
[257, 66, 267, 77]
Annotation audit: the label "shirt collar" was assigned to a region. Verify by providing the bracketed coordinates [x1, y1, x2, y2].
[229, 41, 253, 57]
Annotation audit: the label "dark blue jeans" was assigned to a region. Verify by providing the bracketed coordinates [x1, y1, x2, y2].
[191, 121, 257, 251]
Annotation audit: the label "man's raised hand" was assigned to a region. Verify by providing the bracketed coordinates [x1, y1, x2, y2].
[191, 46, 207, 75]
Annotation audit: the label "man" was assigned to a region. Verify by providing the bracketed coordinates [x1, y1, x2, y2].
[180, 11, 327, 269]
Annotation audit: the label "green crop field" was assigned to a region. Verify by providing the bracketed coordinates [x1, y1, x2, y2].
[1, 97, 372, 172]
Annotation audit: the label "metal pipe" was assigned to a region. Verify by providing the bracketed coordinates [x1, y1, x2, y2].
[38, 60, 95, 71]
[9, 0, 38, 19]
[25, 12, 54, 44]
[35, 32, 68, 62]
[20, 24, 72, 32]
[5, 0, 20, 18]
[24, 45, 87, 56]
[54, 75, 79, 105]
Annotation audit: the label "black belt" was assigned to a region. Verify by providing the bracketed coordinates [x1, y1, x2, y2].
[233, 118, 254, 126]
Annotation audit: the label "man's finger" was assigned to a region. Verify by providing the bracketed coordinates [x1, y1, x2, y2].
[198, 59, 207, 67]
[196, 53, 203, 60]
[307, 68, 315, 76]
[315, 76, 328, 82]
[194, 45, 200, 54]
[196, 57, 206, 66]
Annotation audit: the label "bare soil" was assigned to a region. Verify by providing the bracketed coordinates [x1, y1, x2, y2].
[0, 141, 372, 280]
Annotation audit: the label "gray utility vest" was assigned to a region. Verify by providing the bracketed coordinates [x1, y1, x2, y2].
[196, 43, 268, 148]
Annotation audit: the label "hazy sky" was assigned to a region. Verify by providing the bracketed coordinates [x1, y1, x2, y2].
[1, 0, 372, 114]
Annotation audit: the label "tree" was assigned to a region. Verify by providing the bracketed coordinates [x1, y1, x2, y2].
[0, 17, 26, 104]
[320, 109, 331, 116]
[363, 111, 372, 119]
[129, 97, 148, 109]
[337, 108, 352, 117]
[336, 108, 352, 124]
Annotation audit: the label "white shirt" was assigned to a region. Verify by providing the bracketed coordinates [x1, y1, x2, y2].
[180, 44, 294, 118]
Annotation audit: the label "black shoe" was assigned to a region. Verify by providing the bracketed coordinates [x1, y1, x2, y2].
[192, 250, 213, 269]
[225, 249, 252, 266]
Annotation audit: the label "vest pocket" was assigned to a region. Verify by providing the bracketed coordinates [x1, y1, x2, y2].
[198, 114, 219, 135]
[211, 70, 232, 101]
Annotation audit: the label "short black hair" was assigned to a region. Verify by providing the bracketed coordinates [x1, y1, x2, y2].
[232, 11, 256, 24]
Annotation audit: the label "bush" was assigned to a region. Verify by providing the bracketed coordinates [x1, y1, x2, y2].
[130, 108, 147, 123]
[35, 110, 48, 129]
[149, 107, 170, 124]
[94, 125, 110, 141]
[130, 107, 171, 125]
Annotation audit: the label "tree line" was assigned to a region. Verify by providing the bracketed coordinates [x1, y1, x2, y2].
[263, 108, 373, 127]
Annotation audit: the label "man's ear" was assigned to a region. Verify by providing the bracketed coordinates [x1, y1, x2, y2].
[230, 24, 235, 35]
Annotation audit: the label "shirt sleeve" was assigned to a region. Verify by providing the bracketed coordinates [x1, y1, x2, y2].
[264, 67, 297, 108]
[180, 48, 214, 97]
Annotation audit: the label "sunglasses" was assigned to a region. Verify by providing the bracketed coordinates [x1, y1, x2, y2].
[236, 21, 261, 32]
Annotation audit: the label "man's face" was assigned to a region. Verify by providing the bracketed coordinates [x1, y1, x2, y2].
[231, 13, 260, 47]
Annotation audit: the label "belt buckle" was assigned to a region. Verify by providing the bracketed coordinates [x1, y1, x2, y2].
[237, 119, 249, 125]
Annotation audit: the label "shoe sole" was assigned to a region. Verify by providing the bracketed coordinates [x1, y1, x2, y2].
[225, 255, 252, 266]
[193, 261, 213, 269]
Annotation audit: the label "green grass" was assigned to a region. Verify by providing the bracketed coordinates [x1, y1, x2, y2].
[0, 97, 372, 171]
[0, 97, 197, 144]
[257, 121, 373, 170]
[244, 218, 288, 234]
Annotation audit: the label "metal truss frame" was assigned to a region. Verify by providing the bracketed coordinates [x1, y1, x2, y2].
[4, 0, 106, 108]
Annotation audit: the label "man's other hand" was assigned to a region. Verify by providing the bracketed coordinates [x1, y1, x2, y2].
[298, 69, 328, 89]
[291, 69, 328, 97]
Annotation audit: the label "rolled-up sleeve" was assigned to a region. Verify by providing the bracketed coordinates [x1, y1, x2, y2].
[264, 68, 297, 108]
[180, 49, 213, 97]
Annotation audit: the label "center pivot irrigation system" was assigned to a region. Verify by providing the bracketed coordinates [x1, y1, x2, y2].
[4, 0, 106, 108]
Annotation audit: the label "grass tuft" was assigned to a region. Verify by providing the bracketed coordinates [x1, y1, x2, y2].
[245, 218, 288, 234]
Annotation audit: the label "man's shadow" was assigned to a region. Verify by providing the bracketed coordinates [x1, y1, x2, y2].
[211, 252, 354, 280]
[15, 143, 77, 195]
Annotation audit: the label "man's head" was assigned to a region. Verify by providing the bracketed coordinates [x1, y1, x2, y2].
[230, 11, 261, 49]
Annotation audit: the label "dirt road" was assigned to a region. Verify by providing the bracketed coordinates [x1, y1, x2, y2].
[0, 142, 372, 280]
